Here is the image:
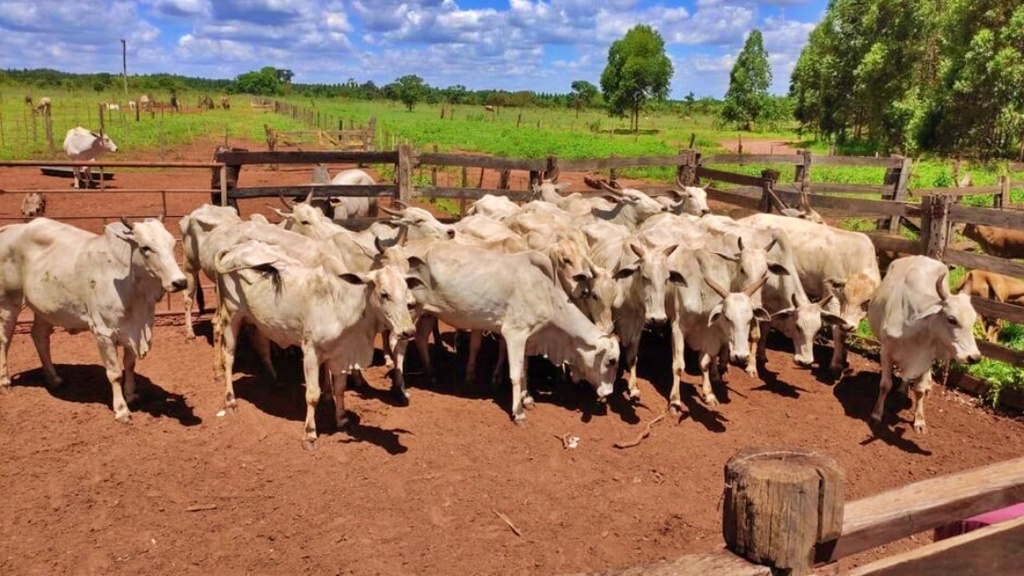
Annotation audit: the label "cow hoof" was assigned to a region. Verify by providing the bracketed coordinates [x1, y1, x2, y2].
[46, 376, 66, 389]
[745, 367, 758, 379]
[391, 387, 411, 407]
[627, 390, 641, 404]
[523, 395, 535, 409]
[513, 418, 526, 427]
[301, 438, 317, 452]
[668, 402, 684, 417]
[0, 384, 10, 395]
[336, 415, 352, 431]
[115, 412, 133, 425]
[185, 333, 196, 342]
[913, 421, 927, 434]
[704, 395, 720, 407]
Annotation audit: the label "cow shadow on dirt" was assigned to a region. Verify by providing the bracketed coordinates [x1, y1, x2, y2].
[832, 371, 932, 456]
[11, 364, 202, 426]
[230, 352, 411, 454]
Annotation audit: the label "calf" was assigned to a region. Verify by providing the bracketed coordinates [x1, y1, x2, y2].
[955, 270, 1024, 342]
[868, 256, 981, 433]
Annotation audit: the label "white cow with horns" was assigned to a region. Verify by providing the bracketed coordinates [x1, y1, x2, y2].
[867, 255, 981, 433]
[0, 217, 187, 423]
[63, 127, 118, 189]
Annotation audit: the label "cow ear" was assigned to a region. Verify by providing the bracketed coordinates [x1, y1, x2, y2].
[628, 241, 646, 258]
[767, 262, 789, 276]
[405, 276, 426, 291]
[407, 255, 427, 270]
[820, 311, 845, 325]
[668, 271, 688, 285]
[554, 182, 571, 192]
[911, 304, 944, 325]
[613, 265, 638, 280]
[339, 272, 371, 286]
[708, 303, 724, 327]
[771, 307, 796, 320]
[753, 307, 772, 323]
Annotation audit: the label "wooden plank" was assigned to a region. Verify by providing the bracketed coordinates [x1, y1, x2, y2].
[976, 340, 1024, 367]
[418, 186, 532, 201]
[558, 155, 688, 171]
[774, 189, 908, 217]
[802, 182, 890, 195]
[705, 187, 762, 211]
[0, 160, 222, 168]
[865, 233, 922, 256]
[943, 249, 1024, 278]
[418, 152, 546, 171]
[815, 456, 1024, 563]
[911, 185, 1003, 197]
[701, 154, 804, 166]
[228, 184, 397, 199]
[215, 150, 398, 165]
[812, 156, 902, 168]
[567, 552, 771, 576]
[697, 166, 767, 188]
[844, 516, 1024, 576]
[970, 297, 1024, 326]
[948, 203, 1024, 229]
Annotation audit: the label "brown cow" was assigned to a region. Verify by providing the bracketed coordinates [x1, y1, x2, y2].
[962, 223, 1024, 259]
[955, 269, 1024, 341]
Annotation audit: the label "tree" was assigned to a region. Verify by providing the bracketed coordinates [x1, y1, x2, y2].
[231, 66, 282, 95]
[720, 30, 772, 131]
[394, 74, 428, 111]
[569, 80, 598, 117]
[600, 24, 674, 132]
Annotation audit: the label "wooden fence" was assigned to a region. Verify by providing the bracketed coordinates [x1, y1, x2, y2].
[595, 447, 1024, 576]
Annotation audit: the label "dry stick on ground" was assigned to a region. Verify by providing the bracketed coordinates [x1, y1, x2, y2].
[492, 509, 522, 536]
[555, 433, 571, 449]
[186, 504, 218, 512]
[614, 413, 666, 449]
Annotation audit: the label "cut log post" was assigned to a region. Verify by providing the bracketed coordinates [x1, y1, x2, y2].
[397, 144, 415, 203]
[723, 447, 845, 576]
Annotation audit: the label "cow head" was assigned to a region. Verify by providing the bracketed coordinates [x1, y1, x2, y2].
[531, 178, 571, 202]
[914, 274, 982, 365]
[603, 186, 664, 223]
[573, 331, 620, 403]
[340, 264, 421, 340]
[379, 202, 456, 240]
[20, 192, 45, 218]
[705, 274, 771, 367]
[665, 186, 711, 216]
[116, 215, 188, 293]
[770, 293, 845, 367]
[574, 262, 616, 336]
[826, 272, 879, 332]
[274, 191, 333, 237]
[90, 131, 118, 153]
[624, 240, 678, 324]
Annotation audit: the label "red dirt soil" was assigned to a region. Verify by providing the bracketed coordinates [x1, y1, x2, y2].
[1, 141, 1023, 576]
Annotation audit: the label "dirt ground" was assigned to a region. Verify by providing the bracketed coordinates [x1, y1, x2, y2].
[719, 136, 799, 155]
[1, 141, 1023, 576]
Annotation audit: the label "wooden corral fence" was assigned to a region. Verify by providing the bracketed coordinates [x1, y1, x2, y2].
[263, 118, 377, 156]
[591, 447, 1024, 576]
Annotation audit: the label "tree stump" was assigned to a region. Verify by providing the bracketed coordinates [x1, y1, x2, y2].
[723, 447, 845, 575]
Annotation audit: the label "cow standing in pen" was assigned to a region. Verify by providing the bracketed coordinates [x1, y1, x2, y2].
[63, 127, 118, 189]
[0, 217, 187, 423]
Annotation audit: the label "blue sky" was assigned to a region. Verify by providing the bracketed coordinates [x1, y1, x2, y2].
[0, 1, 826, 98]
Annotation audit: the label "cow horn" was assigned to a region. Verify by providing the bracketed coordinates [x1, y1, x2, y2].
[737, 236, 745, 251]
[119, 216, 132, 230]
[936, 272, 951, 301]
[818, 292, 834, 308]
[379, 204, 404, 217]
[277, 191, 293, 210]
[703, 276, 730, 299]
[599, 180, 621, 195]
[743, 273, 770, 297]
[304, 188, 315, 204]
[157, 213, 165, 223]
[394, 199, 409, 210]
[764, 237, 778, 253]
[394, 223, 409, 245]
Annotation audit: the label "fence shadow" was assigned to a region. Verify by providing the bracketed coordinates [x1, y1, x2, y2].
[11, 363, 201, 426]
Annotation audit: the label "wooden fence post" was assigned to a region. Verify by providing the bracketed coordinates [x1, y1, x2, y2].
[759, 169, 780, 214]
[723, 447, 845, 576]
[498, 169, 511, 190]
[921, 194, 952, 259]
[430, 144, 439, 188]
[795, 149, 812, 192]
[397, 144, 415, 203]
[460, 165, 468, 216]
[43, 106, 54, 158]
[885, 157, 913, 233]
[995, 175, 1010, 209]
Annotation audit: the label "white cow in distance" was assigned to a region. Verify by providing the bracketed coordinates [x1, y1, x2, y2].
[63, 127, 117, 189]
[0, 217, 187, 423]
[868, 256, 981, 433]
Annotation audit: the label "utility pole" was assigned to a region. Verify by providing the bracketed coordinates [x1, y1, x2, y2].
[121, 39, 128, 101]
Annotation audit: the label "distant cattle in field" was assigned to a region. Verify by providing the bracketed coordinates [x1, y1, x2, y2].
[34, 97, 51, 115]
[483, 105, 495, 112]
[139, 94, 152, 111]
[220, 95, 230, 109]
[198, 95, 214, 110]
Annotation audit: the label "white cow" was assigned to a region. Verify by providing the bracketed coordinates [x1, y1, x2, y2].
[63, 127, 117, 189]
[404, 242, 620, 423]
[0, 217, 187, 423]
[178, 204, 243, 340]
[868, 256, 981, 433]
[328, 169, 380, 220]
[214, 239, 418, 448]
[467, 194, 519, 221]
[740, 213, 881, 373]
[658, 186, 711, 217]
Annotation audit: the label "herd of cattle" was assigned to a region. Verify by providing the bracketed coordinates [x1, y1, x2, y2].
[0, 168, 988, 448]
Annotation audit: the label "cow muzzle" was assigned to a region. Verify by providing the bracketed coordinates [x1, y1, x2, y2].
[169, 278, 188, 293]
[396, 327, 416, 341]
[730, 353, 749, 368]
[595, 381, 614, 401]
[965, 353, 982, 365]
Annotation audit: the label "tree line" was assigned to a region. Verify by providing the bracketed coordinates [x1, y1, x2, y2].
[791, 0, 1024, 159]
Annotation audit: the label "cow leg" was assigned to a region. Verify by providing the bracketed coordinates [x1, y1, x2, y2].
[250, 331, 278, 385]
[182, 268, 199, 341]
[756, 325, 770, 366]
[623, 342, 640, 402]
[504, 334, 528, 424]
[490, 336, 508, 391]
[96, 337, 131, 424]
[871, 345, 894, 424]
[122, 347, 139, 406]
[745, 324, 760, 378]
[668, 321, 687, 414]
[389, 338, 411, 405]
[300, 341, 321, 450]
[910, 372, 931, 434]
[414, 316, 435, 385]
[465, 329, 483, 386]
[0, 303, 18, 392]
[330, 368, 351, 432]
[382, 329, 395, 370]
[698, 352, 719, 406]
[30, 318, 62, 388]
[219, 312, 244, 412]
[829, 325, 849, 374]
